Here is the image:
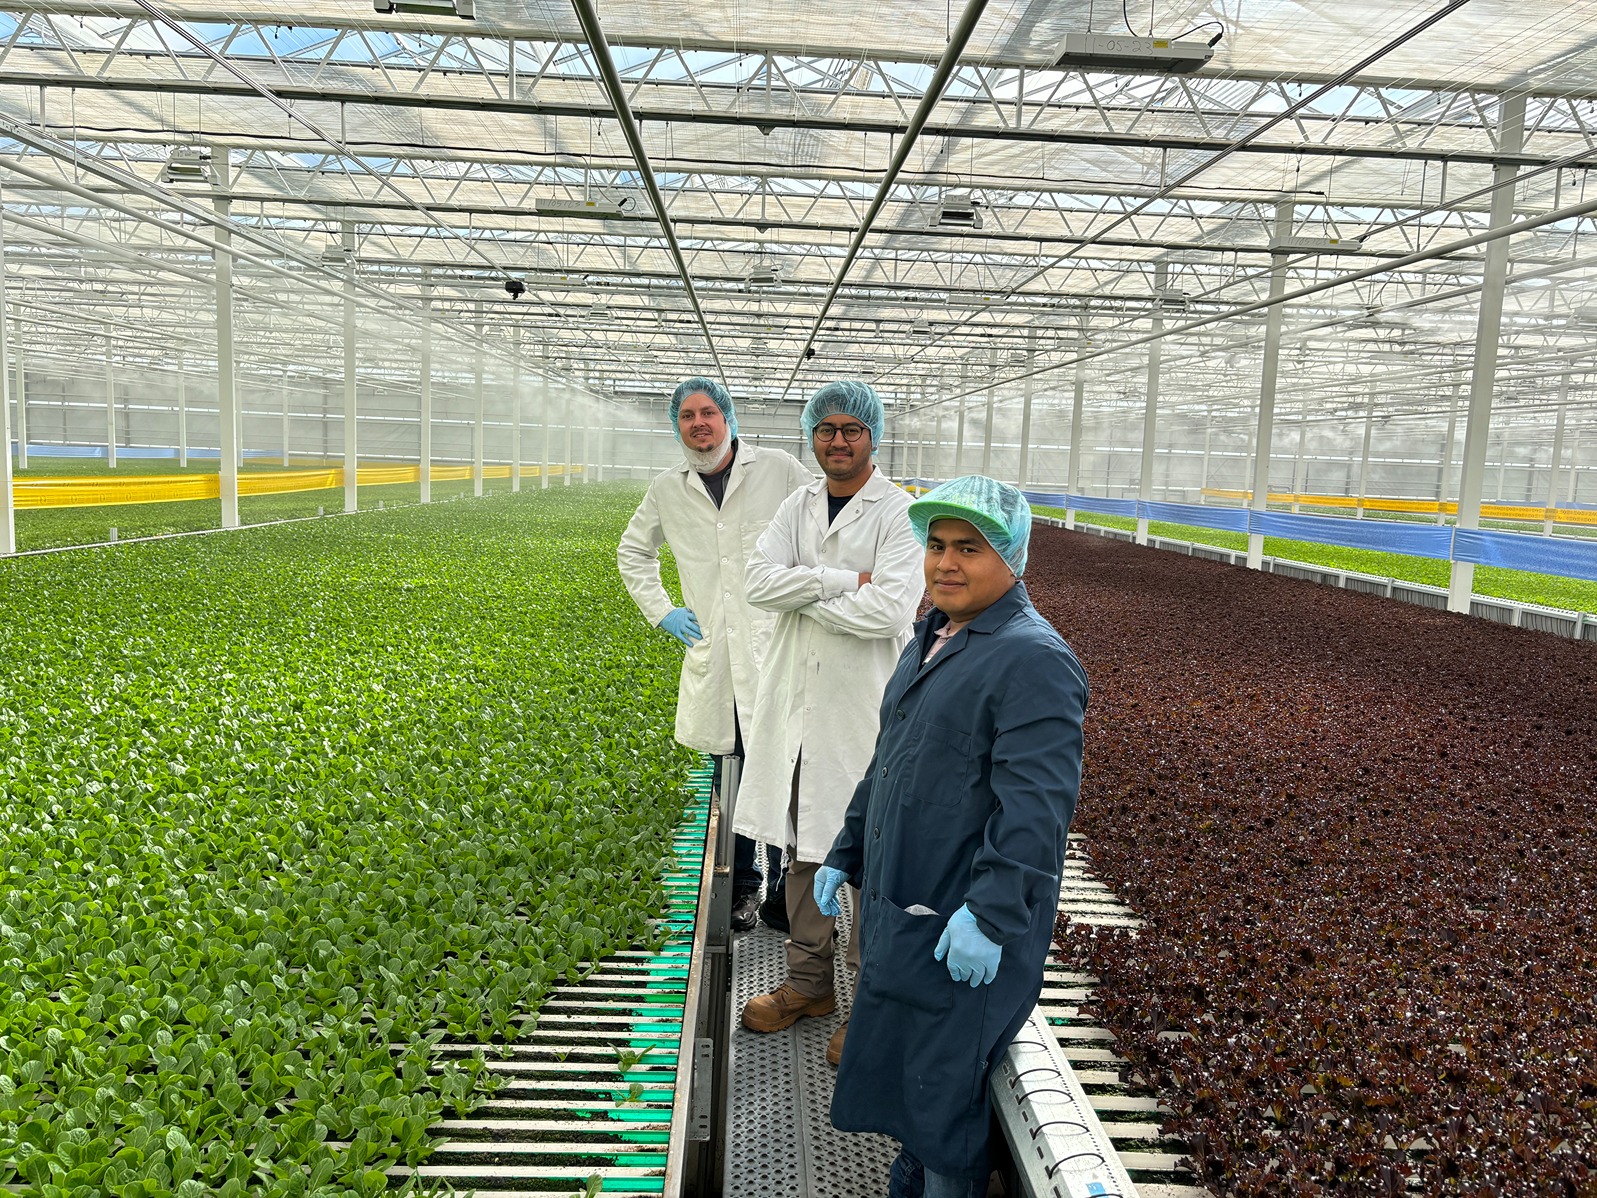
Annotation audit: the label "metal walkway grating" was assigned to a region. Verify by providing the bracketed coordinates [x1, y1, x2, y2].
[724, 901, 899, 1197]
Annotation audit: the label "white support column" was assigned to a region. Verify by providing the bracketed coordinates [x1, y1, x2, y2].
[563, 387, 573, 486]
[176, 355, 188, 468]
[12, 323, 25, 471]
[1200, 405, 1213, 500]
[105, 337, 117, 469]
[933, 409, 946, 483]
[1449, 94, 1525, 614]
[1437, 384, 1459, 524]
[472, 302, 485, 498]
[1568, 430, 1582, 505]
[419, 281, 433, 503]
[0, 198, 15, 555]
[1289, 412, 1309, 513]
[214, 198, 240, 529]
[980, 388, 995, 476]
[540, 376, 551, 489]
[342, 223, 358, 514]
[510, 326, 522, 493]
[1137, 279, 1164, 545]
[1545, 376, 1569, 536]
[236, 370, 246, 471]
[1247, 202, 1293, 569]
[1016, 334, 1035, 488]
[953, 399, 967, 476]
[1356, 391, 1376, 519]
[281, 376, 291, 467]
[915, 412, 926, 481]
[1066, 344, 1087, 530]
[582, 406, 593, 484]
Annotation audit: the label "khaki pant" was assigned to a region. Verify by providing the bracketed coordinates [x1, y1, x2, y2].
[783, 763, 862, 998]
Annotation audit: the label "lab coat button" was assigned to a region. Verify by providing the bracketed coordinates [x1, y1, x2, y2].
[880, 767, 888, 778]
[896, 709, 905, 720]
[872, 827, 880, 839]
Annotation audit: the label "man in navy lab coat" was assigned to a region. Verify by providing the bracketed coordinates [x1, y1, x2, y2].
[814, 474, 1090, 1198]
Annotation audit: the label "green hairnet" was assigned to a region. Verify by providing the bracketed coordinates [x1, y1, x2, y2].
[801, 380, 884, 451]
[907, 474, 1033, 577]
[670, 377, 738, 442]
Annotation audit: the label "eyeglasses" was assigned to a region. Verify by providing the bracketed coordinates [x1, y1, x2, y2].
[813, 423, 869, 444]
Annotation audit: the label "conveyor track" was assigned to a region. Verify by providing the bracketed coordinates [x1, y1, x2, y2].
[392, 763, 713, 1194]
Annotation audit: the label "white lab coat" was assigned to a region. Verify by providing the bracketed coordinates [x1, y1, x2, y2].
[733, 468, 923, 863]
[617, 443, 813, 754]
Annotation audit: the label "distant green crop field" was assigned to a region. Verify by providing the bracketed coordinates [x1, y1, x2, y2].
[1042, 508, 1597, 615]
[0, 484, 695, 1196]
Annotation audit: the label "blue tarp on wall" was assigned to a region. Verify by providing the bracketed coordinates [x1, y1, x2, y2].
[11, 443, 276, 460]
[1050, 492, 1139, 519]
[1452, 528, 1597, 582]
[1246, 510, 1456, 559]
[1142, 500, 1251, 533]
[920, 478, 1597, 585]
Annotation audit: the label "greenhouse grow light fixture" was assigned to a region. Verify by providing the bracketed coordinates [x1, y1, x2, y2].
[931, 193, 982, 230]
[372, 0, 474, 18]
[159, 148, 215, 187]
[1269, 234, 1366, 253]
[536, 196, 636, 219]
[745, 261, 781, 287]
[1055, 32, 1214, 74]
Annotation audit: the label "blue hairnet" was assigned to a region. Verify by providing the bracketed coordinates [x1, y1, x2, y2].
[670, 377, 738, 441]
[907, 475, 1033, 577]
[801, 380, 884, 451]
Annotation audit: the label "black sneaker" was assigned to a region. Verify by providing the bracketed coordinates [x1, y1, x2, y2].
[731, 892, 759, 933]
[759, 891, 790, 933]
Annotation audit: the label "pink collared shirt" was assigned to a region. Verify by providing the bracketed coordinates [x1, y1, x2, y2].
[922, 620, 969, 664]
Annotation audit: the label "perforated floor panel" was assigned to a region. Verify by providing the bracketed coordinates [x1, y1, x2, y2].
[724, 900, 900, 1198]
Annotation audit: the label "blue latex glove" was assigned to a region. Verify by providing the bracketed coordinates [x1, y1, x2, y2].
[813, 866, 847, 917]
[657, 607, 703, 647]
[934, 903, 1001, 987]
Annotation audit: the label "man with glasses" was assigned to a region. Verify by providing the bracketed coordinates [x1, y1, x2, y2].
[734, 381, 921, 1060]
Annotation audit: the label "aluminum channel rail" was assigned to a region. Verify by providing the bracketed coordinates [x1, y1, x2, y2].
[1014, 837, 1207, 1198]
[391, 763, 713, 1195]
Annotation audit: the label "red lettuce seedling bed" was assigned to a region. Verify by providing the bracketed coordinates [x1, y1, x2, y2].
[1025, 527, 1597, 1196]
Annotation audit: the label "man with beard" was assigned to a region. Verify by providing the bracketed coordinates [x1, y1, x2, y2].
[618, 377, 811, 930]
[735, 381, 922, 1060]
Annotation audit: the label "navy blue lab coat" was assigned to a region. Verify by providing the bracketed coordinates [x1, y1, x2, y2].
[823, 581, 1088, 1180]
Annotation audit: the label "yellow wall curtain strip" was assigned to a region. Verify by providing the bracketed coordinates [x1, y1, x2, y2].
[354, 465, 420, 487]
[14, 475, 221, 509]
[14, 463, 586, 509]
[237, 469, 343, 496]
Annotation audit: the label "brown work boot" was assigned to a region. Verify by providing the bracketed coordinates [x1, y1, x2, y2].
[826, 1021, 848, 1067]
[740, 982, 836, 1032]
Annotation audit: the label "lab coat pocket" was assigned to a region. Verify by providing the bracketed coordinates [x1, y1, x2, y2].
[861, 895, 955, 1016]
[682, 640, 712, 674]
[903, 722, 973, 809]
